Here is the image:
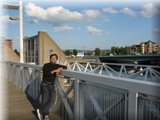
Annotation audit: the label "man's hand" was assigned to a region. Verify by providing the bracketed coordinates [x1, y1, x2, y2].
[51, 68, 63, 75]
[56, 68, 63, 75]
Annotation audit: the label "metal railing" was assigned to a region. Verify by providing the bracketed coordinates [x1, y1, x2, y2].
[64, 61, 160, 83]
[2, 61, 160, 120]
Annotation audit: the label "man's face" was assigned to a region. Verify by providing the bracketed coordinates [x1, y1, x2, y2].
[50, 55, 57, 64]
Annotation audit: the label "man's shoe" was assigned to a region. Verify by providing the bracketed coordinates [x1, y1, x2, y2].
[44, 115, 49, 120]
[37, 109, 43, 120]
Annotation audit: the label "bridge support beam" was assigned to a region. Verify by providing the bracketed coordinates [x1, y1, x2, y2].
[128, 91, 138, 120]
[74, 79, 80, 120]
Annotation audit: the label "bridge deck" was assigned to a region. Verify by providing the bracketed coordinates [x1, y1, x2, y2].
[6, 82, 59, 120]
[6, 82, 37, 120]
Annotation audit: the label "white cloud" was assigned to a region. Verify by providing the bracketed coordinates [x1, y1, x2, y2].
[53, 26, 74, 32]
[86, 26, 103, 35]
[102, 3, 160, 18]
[120, 7, 137, 17]
[25, 3, 83, 26]
[83, 9, 101, 19]
[102, 7, 118, 14]
[25, 3, 47, 21]
[25, 3, 103, 26]
[140, 2, 159, 17]
[102, 7, 137, 17]
[103, 18, 110, 22]
[31, 19, 39, 24]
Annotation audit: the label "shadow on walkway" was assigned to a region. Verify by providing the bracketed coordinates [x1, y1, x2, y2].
[24, 77, 42, 119]
[24, 77, 60, 120]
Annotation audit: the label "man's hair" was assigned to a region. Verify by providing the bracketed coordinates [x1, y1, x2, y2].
[50, 54, 58, 60]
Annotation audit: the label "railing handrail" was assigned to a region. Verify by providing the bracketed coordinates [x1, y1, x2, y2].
[65, 61, 160, 68]
[3, 61, 42, 70]
[61, 70, 160, 97]
[4, 60, 160, 69]
[4, 61, 160, 97]
[3, 61, 160, 120]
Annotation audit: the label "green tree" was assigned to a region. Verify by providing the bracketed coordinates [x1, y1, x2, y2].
[115, 47, 120, 55]
[130, 45, 137, 54]
[94, 48, 101, 56]
[111, 46, 119, 55]
[14, 49, 20, 56]
[119, 47, 127, 55]
[125, 46, 130, 55]
[73, 49, 78, 56]
[64, 50, 71, 56]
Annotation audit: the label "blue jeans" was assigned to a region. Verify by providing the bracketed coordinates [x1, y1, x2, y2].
[41, 81, 56, 116]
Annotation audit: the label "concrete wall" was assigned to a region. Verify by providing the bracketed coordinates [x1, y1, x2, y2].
[38, 31, 65, 65]
[2, 31, 65, 64]
[2, 41, 20, 62]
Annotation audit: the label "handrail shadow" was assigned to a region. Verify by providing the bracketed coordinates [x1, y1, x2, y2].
[24, 77, 42, 118]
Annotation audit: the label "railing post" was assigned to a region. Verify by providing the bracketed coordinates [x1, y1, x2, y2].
[128, 91, 138, 120]
[74, 79, 80, 120]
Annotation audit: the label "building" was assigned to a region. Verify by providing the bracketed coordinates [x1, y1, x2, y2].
[5, 39, 13, 49]
[158, 45, 160, 54]
[152, 42, 159, 54]
[24, 31, 65, 65]
[77, 52, 84, 57]
[140, 42, 146, 54]
[1, 38, 19, 62]
[129, 45, 141, 54]
[140, 40, 159, 54]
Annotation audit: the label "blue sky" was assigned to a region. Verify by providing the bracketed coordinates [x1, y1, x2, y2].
[1, 0, 160, 50]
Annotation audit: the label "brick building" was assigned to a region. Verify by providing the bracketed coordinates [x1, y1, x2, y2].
[140, 41, 159, 54]
[1, 39, 19, 62]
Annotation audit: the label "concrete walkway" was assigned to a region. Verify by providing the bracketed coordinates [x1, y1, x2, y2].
[6, 82, 37, 120]
[5, 82, 59, 120]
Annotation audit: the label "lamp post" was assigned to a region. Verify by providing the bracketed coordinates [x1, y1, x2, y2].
[19, 0, 23, 63]
[3, 0, 24, 63]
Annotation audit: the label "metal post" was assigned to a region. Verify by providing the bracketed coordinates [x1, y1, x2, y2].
[19, 0, 23, 63]
[128, 91, 138, 120]
[74, 79, 80, 120]
[3, 0, 24, 63]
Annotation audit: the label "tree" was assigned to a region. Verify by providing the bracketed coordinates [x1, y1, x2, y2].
[73, 49, 78, 56]
[94, 48, 101, 56]
[64, 50, 71, 56]
[14, 49, 20, 56]
[111, 47, 119, 55]
[119, 47, 127, 55]
[130, 45, 137, 54]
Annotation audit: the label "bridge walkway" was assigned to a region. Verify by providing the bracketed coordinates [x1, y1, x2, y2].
[6, 82, 59, 120]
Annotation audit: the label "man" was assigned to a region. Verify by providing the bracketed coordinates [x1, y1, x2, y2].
[37, 54, 67, 120]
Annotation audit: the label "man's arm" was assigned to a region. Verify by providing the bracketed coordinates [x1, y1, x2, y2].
[51, 68, 60, 74]
[58, 64, 67, 69]
[51, 68, 63, 75]
[51, 64, 67, 75]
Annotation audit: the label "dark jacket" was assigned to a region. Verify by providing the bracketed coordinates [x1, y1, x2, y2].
[42, 62, 67, 83]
